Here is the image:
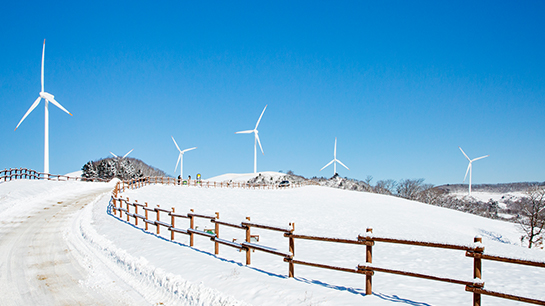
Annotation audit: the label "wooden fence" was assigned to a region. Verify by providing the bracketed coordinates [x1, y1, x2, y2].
[111, 180, 545, 306]
[120, 175, 306, 191]
[0, 168, 106, 182]
[1, 167, 308, 190]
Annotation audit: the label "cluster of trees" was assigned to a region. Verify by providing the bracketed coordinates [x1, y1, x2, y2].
[82, 157, 167, 181]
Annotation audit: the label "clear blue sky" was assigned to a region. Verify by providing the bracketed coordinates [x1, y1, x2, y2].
[1, 1, 544, 185]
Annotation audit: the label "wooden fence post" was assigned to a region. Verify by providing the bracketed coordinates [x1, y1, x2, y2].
[171, 207, 175, 241]
[156, 205, 161, 235]
[214, 212, 220, 255]
[245, 216, 251, 265]
[289, 222, 295, 277]
[145, 202, 149, 231]
[190, 209, 195, 246]
[126, 198, 130, 222]
[473, 236, 483, 306]
[134, 200, 139, 226]
[366, 228, 374, 296]
[120, 197, 126, 219]
[113, 194, 117, 217]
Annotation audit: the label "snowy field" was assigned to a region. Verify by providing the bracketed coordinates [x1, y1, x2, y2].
[1, 178, 544, 305]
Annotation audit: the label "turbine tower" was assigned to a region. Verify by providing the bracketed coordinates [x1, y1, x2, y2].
[15, 40, 72, 174]
[110, 149, 134, 159]
[459, 146, 489, 196]
[172, 136, 196, 179]
[235, 105, 267, 173]
[320, 137, 350, 176]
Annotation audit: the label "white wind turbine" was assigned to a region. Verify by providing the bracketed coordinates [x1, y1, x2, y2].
[110, 149, 134, 159]
[320, 137, 350, 176]
[172, 136, 196, 179]
[459, 146, 489, 196]
[15, 40, 72, 174]
[235, 105, 267, 174]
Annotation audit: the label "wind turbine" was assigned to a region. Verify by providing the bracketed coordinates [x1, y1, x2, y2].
[172, 136, 196, 179]
[110, 149, 134, 159]
[14, 40, 72, 174]
[320, 137, 350, 176]
[235, 105, 267, 173]
[459, 146, 489, 196]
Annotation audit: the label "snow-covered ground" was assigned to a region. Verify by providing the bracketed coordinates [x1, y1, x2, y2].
[1, 178, 544, 305]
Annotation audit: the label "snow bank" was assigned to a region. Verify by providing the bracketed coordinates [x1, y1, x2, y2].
[74, 195, 249, 305]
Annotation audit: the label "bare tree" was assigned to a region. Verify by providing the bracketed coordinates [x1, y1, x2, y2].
[396, 178, 425, 200]
[417, 185, 446, 205]
[363, 175, 373, 192]
[374, 179, 397, 195]
[512, 186, 545, 248]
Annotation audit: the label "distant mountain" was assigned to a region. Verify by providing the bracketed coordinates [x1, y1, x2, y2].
[82, 157, 168, 181]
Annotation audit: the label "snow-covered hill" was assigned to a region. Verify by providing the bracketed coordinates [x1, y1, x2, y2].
[1, 179, 544, 305]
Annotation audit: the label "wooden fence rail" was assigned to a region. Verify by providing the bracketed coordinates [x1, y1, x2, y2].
[111, 180, 545, 306]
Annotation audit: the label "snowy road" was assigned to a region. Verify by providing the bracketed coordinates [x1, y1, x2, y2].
[0, 186, 146, 305]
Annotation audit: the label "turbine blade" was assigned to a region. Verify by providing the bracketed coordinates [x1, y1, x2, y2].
[123, 149, 134, 158]
[235, 130, 254, 134]
[110, 152, 118, 158]
[337, 159, 350, 170]
[42, 39, 45, 92]
[171, 136, 182, 152]
[181, 147, 197, 154]
[15, 96, 42, 131]
[254, 105, 267, 130]
[175, 154, 181, 172]
[472, 155, 489, 162]
[256, 134, 264, 154]
[334, 137, 337, 158]
[320, 160, 334, 171]
[459, 146, 470, 161]
[463, 163, 471, 183]
[47, 96, 72, 116]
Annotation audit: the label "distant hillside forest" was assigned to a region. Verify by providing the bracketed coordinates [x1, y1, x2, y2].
[436, 182, 545, 193]
[82, 157, 167, 181]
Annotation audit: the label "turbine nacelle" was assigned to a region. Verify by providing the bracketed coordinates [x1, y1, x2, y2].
[40, 91, 54, 100]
